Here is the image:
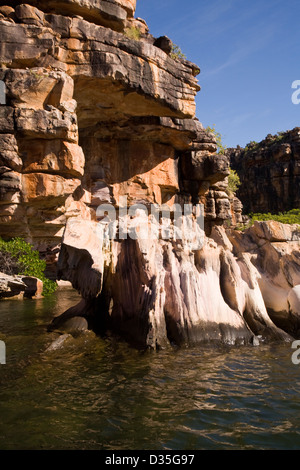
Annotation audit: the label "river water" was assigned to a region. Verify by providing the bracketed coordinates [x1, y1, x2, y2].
[0, 287, 300, 450]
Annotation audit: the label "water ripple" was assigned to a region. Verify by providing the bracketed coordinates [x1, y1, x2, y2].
[1, 290, 300, 449]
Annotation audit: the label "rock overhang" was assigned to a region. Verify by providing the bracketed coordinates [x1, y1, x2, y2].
[0, 11, 201, 126]
[0, 0, 137, 31]
[2, 1, 289, 350]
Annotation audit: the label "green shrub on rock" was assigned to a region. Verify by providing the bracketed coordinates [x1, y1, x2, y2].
[250, 209, 300, 225]
[206, 125, 227, 155]
[0, 237, 57, 296]
[227, 169, 241, 195]
[170, 43, 186, 60]
[124, 26, 141, 40]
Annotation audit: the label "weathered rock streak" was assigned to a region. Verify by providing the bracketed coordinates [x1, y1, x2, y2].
[0, 1, 299, 347]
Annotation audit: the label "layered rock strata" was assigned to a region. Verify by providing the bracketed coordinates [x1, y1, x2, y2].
[0, 0, 234, 276]
[0, 1, 299, 348]
[228, 128, 300, 214]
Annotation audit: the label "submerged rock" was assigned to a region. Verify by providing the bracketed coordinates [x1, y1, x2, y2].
[49, 314, 89, 334]
[45, 334, 72, 352]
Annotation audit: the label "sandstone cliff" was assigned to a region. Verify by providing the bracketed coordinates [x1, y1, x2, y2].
[0, 0, 234, 278]
[228, 128, 300, 214]
[0, 1, 299, 349]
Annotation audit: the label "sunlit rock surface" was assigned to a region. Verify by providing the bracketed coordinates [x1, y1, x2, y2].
[0, 0, 299, 347]
[0, 0, 216, 279]
[51, 217, 295, 348]
[228, 221, 300, 339]
[228, 128, 300, 213]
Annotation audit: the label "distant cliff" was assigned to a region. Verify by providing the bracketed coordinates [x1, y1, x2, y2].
[0, 0, 235, 277]
[228, 128, 300, 214]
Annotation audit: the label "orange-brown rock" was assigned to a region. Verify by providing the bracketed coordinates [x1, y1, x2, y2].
[20, 140, 85, 178]
[0, 0, 136, 30]
[83, 138, 178, 208]
[0, 1, 219, 277]
[228, 128, 300, 213]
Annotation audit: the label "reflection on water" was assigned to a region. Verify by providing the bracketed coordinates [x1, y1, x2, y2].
[0, 288, 300, 450]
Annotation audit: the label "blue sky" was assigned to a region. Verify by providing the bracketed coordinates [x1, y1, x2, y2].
[135, 0, 300, 148]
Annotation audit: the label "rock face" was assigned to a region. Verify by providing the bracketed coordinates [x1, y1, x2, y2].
[0, 0, 234, 278]
[0, 272, 26, 299]
[228, 221, 300, 339]
[228, 129, 300, 214]
[53, 217, 298, 348]
[0, 271, 43, 299]
[0, 1, 299, 348]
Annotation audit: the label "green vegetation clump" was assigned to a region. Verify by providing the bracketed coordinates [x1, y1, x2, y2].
[170, 43, 186, 61]
[275, 131, 286, 142]
[249, 209, 300, 225]
[235, 209, 300, 231]
[227, 169, 241, 195]
[0, 237, 57, 296]
[124, 26, 141, 41]
[206, 125, 241, 196]
[244, 131, 287, 153]
[206, 124, 227, 155]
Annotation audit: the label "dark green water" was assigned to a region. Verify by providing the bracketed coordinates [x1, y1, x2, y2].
[0, 287, 300, 450]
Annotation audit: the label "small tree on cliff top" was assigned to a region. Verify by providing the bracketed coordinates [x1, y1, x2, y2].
[206, 125, 241, 195]
[0, 237, 57, 296]
[170, 43, 187, 60]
